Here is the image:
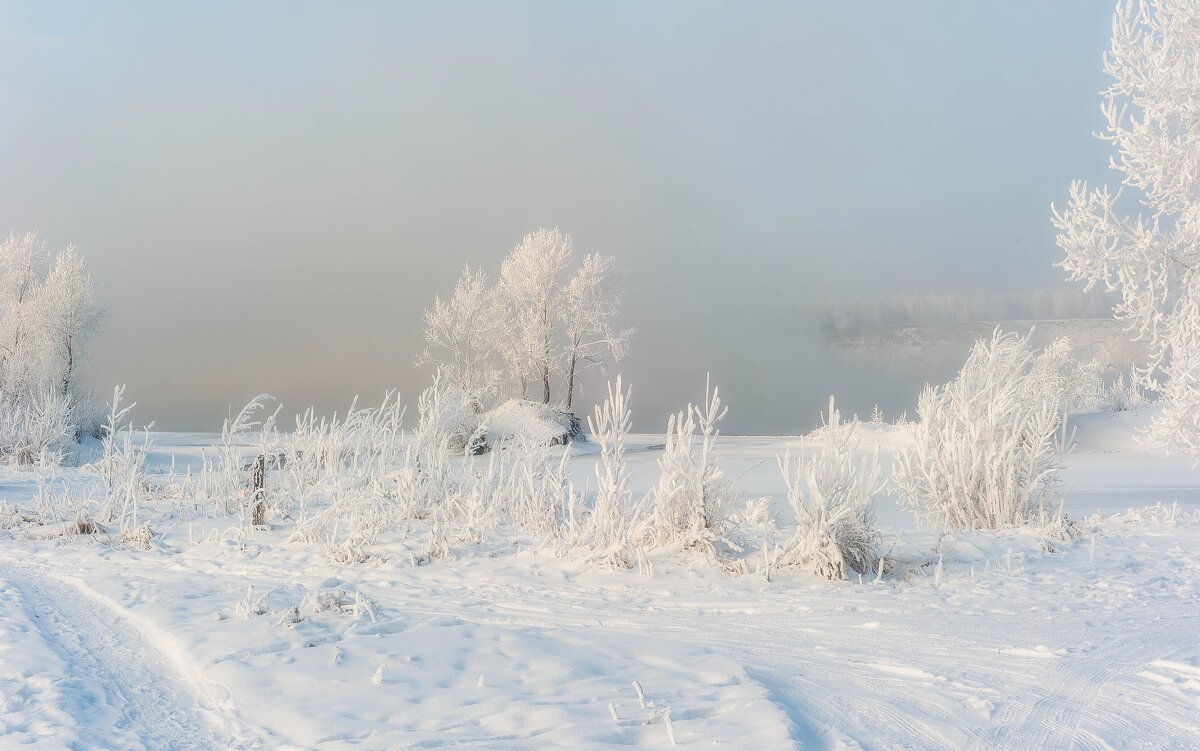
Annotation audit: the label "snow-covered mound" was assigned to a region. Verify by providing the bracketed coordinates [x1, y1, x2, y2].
[476, 400, 584, 453]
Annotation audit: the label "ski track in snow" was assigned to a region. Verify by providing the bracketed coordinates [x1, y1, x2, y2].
[0, 562, 255, 751]
[361, 573, 1200, 751]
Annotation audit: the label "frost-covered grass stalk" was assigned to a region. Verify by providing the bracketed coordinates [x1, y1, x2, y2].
[395, 371, 475, 521]
[285, 392, 409, 562]
[896, 330, 1073, 530]
[644, 377, 737, 556]
[500, 438, 574, 543]
[194, 393, 275, 517]
[777, 397, 881, 581]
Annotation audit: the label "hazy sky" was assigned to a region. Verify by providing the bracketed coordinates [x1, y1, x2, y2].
[0, 2, 1117, 432]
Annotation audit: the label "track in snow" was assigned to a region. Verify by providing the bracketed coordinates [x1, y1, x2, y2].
[0, 563, 254, 751]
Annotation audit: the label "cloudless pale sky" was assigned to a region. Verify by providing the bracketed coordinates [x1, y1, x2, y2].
[0, 2, 1117, 432]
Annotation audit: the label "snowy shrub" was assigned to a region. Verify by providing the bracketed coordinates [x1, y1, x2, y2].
[395, 375, 466, 519]
[285, 392, 408, 560]
[896, 330, 1072, 530]
[93, 386, 153, 533]
[1022, 336, 1104, 415]
[0, 388, 76, 466]
[573, 377, 641, 568]
[643, 378, 738, 556]
[31, 477, 89, 525]
[112, 524, 156, 551]
[777, 398, 882, 580]
[0, 501, 20, 529]
[1100, 373, 1146, 412]
[499, 439, 575, 542]
[727, 496, 777, 580]
[296, 588, 378, 622]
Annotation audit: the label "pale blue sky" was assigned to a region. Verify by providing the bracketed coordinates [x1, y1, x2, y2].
[0, 2, 1116, 431]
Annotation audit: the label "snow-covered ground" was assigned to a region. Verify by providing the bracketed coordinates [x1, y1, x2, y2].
[0, 410, 1198, 750]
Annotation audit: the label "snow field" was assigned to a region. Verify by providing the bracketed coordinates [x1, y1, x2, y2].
[0, 409, 1197, 749]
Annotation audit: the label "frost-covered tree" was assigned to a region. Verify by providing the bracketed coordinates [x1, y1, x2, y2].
[0, 232, 50, 400]
[499, 228, 573, 404]
[418, 228, 631, 414]
[36, 245, 103, 400]
[561, 254, 632, 410]
[419, 264, 497, 406]
[0, 234, 104, 461]
[1051, 0, 1200, 456]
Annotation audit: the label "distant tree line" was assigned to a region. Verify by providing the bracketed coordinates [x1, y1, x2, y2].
[807, 287, 1116, 338]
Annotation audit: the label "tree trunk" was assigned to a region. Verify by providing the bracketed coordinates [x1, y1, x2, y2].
[251, 454, 266, 527]
[565, 352, 578, 410]
[541, 306, 552, 404]
[62, 340, 73, 397]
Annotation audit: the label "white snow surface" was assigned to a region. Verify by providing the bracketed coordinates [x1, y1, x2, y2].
[0, 409, 1198, 749]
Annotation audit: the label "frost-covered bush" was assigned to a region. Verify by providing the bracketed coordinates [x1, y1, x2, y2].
[0, 388, 75, 466]
[896, 330, 1072, 530]
[394, 375, 470, 521]
[1100, 373, 1146, 412]
[777, 398, 881, 580]
[94, 386, 152, 533]
[643, 378, 737, 556]
[283, 392, 408, 560]
[572, 377, 640, 567]
[522, 443, 576, 541]
[1022, 337, 1104, 415]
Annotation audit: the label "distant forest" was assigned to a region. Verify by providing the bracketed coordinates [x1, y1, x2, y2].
[808, 287, 1116, 337]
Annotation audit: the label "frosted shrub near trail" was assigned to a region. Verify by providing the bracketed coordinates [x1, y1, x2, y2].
[896, 330, 1072, 530]
[778, 397, 881, 581]
[644, 378, 737, 557]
